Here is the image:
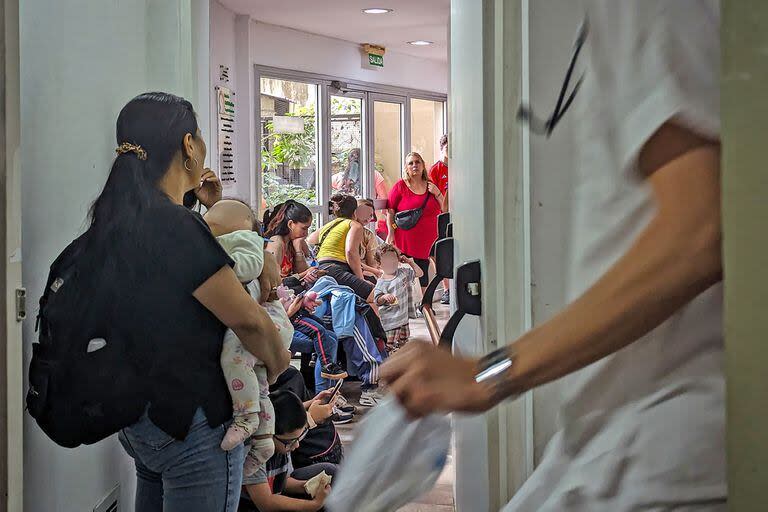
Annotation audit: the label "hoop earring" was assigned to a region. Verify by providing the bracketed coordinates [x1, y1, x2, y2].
[184, 158, 198, 173]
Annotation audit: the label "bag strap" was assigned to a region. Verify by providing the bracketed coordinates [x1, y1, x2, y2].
[420, 187, 432, 210]
[317, 218, 347, 251]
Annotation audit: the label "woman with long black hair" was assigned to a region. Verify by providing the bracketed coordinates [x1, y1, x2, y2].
[87, 92, 289, 511]
[263, 200, 321, 285]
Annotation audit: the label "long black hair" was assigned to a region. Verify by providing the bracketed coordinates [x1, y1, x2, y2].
[88, 92, 199, 246]
[263, 200, 313, 238]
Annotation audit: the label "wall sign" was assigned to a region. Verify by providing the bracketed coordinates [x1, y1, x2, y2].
[361, 43, 386, 70]
[216, 86, 236, 186]
[368, 53, 384, 67]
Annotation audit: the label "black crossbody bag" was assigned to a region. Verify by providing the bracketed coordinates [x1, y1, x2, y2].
[394, 189, 432, 230]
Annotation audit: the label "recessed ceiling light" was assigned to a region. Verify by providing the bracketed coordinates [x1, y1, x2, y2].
[407, 40, 434, 46]
[363, 8, 393, 14]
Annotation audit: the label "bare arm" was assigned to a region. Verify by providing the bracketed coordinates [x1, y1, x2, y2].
[194, 266, 291, 382]
[345, 223, 365, 279]
[507, 140, 721, 393]
[245, 482, 324, 512]
[383, 123, 723, 415]
[306, 229, 320, 246]
[406, 257, 424, 278]
[386, 209, 395, 243]
[291, 238, 310, 274]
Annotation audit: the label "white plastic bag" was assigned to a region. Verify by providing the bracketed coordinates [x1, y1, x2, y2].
[326, 398, 452, 512]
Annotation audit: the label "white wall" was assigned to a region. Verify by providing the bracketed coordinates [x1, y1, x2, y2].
[19, 1, 208, 510]
[528, 0, 584, 464]
[209, 0, 449, 205]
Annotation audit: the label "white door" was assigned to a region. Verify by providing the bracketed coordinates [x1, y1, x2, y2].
[450, 1, 532, 510]
[1, 0, 24, 509]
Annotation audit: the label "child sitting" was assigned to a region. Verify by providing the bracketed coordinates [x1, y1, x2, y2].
[204, 199, 294, 476]
[373, 244, 424, 353]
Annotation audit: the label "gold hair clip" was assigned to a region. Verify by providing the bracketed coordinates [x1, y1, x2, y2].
[115, 142, 147, 161]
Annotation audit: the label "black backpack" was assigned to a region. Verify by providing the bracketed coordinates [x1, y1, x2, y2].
[26, 234, 145, 447]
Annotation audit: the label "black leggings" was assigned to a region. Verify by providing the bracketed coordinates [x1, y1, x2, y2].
[406, 256, 430, 288]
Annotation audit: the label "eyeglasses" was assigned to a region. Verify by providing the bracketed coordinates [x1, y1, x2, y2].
[274, 426, 308, 448]
[517, 20, 588, 137]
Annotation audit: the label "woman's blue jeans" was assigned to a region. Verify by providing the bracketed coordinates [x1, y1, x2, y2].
[118, 408, 245, 512]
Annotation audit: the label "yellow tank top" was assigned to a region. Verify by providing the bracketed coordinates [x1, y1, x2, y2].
[316, 219, 353, 262]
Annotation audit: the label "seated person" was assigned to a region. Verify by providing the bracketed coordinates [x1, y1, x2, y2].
[203, 199, 295, 476]
[271, 366, 348, 468]
[240, 390, 337, 512]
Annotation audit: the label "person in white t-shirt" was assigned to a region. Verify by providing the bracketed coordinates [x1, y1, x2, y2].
[381, 1, 725, 510]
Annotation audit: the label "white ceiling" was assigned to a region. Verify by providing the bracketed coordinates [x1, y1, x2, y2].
[218, 0, 449, 62]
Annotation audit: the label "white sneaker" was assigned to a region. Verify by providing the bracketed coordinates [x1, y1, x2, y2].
[359, 388, 386, 407]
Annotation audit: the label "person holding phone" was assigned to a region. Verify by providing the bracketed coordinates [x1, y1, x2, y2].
[264, 200, 323, 286]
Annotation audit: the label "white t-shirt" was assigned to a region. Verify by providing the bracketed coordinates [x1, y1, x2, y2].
[507, 2, 724, 510]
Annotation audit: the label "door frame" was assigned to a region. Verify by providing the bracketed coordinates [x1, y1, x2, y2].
[366, 92, 407, 207]
[254, 64, 446, 226]
[450, 0, 532, 509]
[1, 0, 23, 509]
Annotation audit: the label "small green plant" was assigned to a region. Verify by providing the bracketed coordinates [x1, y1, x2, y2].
[262, 170, 316, 208]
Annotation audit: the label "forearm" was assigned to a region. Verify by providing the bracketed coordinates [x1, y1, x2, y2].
[386, 210, 395, 239]
[285, 477, 307, 495]
[408, 260, 424, 278]
[346, 251, 364, 279]
[293, 251, 310, 274]
[507, 211, 721, 395]
[362, 262, 380, 275]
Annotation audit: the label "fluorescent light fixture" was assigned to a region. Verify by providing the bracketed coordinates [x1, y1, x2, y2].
[407, 40, 434, 46]
[363, 8, 393, 14]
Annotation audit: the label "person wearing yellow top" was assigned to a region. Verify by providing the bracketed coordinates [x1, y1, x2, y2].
[307, 194, 375, 304]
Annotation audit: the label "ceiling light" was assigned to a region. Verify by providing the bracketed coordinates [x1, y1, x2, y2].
[363, 8, 393, 14]
[407, 40, 434, 46]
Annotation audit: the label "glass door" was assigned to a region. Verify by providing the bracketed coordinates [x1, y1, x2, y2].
[410, 97, 447, 169]
[259, 76, 321, 218]
[368, 94, 406, 234]
[329, 92, 365, 199]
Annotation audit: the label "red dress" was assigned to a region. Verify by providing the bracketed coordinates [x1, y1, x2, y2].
[388, 180, 441, 260]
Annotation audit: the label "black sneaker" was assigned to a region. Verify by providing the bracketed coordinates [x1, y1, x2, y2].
[335, 394, 357, 414]
[440, 290, 450, 305]
[331, 408, 354, 425]
[320, 362, 348, 380]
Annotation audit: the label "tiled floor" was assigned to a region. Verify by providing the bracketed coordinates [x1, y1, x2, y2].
[335, 300, 455, 512]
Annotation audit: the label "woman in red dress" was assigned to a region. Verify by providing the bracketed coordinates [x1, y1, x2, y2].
[386, 152, 445, 293]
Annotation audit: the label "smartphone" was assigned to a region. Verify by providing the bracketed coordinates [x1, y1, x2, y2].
[322, 379, 344, 404]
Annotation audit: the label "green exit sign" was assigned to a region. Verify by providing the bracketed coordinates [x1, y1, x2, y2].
[368, 53, 384, 67]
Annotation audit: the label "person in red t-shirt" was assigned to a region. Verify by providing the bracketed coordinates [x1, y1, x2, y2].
[429, 134, 449, 198]
[428, 134, 450, 304]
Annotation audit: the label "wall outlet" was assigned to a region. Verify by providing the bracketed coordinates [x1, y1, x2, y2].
[93, 485, 119, 512]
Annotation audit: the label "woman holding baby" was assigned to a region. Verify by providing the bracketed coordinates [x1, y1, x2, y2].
[83, 92, 290, 511]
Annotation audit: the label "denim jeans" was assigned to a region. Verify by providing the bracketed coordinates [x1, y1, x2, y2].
[119, 408, 245, 512]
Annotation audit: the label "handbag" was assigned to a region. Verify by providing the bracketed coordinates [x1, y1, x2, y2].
[394, 188, 432, 230]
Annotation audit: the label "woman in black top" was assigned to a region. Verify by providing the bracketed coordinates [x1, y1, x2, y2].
[88, 92, 289, 512]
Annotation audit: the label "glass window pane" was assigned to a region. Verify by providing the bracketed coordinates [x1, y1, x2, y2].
[373, 101, 402, 231]
[410, 98, 445, 169]
[260, 78, 319, 214]
[330, 96, 363, 198]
